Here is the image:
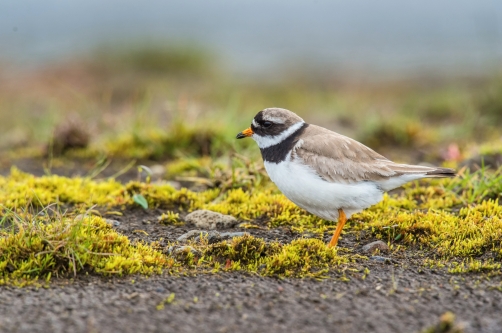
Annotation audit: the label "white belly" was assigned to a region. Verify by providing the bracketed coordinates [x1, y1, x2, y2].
[264, 157, 384, 221]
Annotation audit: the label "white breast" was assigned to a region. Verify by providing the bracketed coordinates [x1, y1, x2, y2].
[264, 154, 384, 221]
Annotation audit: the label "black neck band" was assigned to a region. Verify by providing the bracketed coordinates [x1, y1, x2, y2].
[260, 123, 309, 164]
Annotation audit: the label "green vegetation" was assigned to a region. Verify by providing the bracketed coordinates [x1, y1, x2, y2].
[420, 312, 464, 333]
[0, 209, 167, 286]
[1, 45, 502, 285]
[95, 44, 216, 76]
[1, 45, 502, 163]
[203, 235, 346, 278]
[0, 162, 501, 284]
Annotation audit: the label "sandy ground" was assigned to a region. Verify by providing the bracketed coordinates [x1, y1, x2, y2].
[1, 266, 501, 333]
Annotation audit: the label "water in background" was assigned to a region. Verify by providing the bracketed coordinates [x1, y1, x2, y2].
[1, 0, 502, 77]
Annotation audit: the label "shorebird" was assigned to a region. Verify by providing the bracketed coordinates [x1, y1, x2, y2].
[236, 108, 455, 247]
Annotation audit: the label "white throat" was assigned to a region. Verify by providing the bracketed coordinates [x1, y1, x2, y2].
[252, 121, 305, 149]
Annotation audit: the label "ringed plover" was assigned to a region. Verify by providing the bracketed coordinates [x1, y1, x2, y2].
[236, 108, 455, 248]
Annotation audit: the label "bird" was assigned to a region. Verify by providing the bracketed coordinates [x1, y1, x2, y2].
[236, 108, 455, 248]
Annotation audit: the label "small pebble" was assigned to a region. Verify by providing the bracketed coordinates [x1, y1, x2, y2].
[169, 246, 200, 256]
[194, 231, 222, 244]
[105, 219, 121, 227]
[362, 240, 389, 254]
[185, 210, 238, 229]
[149, 164, 166, 179]
[219, 232, 250, 241]
[369, 256, 391, 263]
[177, 230, 209, 243]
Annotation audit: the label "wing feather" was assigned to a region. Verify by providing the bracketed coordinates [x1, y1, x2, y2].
[292, 125, 455, 184]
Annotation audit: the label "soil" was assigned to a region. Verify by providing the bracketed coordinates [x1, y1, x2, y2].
[1, 160, 502, 333]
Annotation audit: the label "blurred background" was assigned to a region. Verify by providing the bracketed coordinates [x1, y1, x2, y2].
[1, 0, 502, 178]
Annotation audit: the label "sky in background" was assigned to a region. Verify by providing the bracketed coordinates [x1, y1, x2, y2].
[1, 0, 502, 77]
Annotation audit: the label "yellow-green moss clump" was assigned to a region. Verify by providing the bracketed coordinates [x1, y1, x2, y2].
[420, 312, 464, 333]
[199, 235, 348, 278]
[358, 198, 502, 256]
[158, 211, 183, 225]
[1, 165, 502, 280]
[354, 169, 502, 273]
[0, 213, 168, 286]
[99, 122, 228, 160]
[0, 167, 329, 230]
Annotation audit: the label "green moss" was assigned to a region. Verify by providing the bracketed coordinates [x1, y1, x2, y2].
[205, 235, 275, 265]
[262, 238, 345, 277]
[420, 312, 464, 333]
[0, 167, 127, 208]
[99, 122, 228, 160]
[202, 235, 347, 278]
[0, 211, 168, 286]
[2, 165, 502, 280]
[448, 259, 501, 275]
[357, 197, 502, 257]
[158, 211, 183, 226]
[478, 139, 502, 156]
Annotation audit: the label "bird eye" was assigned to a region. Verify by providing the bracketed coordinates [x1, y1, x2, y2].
[262, 121, 273, 128]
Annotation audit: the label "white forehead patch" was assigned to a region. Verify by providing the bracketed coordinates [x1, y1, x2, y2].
[252, 119, 258, 127]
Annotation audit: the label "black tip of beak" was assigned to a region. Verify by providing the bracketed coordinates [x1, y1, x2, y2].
[236, 132, 246, 139]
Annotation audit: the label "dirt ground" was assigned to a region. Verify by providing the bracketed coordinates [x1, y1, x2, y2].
[1, 269, 501, 333]
[1, 207, 502, 333]
[1, 161, 502, 333]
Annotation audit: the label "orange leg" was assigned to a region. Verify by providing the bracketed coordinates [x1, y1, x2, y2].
[328, 209, 347, 248]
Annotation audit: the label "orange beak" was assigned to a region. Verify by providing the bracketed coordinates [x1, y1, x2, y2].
[236, 127, 254, 139]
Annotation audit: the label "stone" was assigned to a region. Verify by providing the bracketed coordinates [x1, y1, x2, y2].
[149, 164, 166, 179]
[167, 246, 200, 256]
[176, 230, 209, 243]
[184, 210, 237, 229]
[168, 246, 201, 263]
[362, 240, 389, 254]
[105, 219, 121, 227]
[219, 232, 250, 241]
[300, 232, 318, 239]
[194, 231, 222, 244]
[369, 256, 392, 263]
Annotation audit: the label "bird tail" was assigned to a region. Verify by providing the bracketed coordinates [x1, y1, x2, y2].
[388, 163, 456, 178]
[424, 167, 456, 178]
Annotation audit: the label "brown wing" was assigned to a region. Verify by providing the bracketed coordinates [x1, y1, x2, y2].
[292, 125, 454, 183]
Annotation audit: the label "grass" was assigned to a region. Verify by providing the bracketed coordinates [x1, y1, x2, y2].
[95, 44, 216, 76]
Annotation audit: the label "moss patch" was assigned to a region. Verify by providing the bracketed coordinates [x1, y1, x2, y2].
[0, 211, 168, 286]
[1, 165, 502, 284]
[200, 235, 348, 278]
[100, 122, 226, 160]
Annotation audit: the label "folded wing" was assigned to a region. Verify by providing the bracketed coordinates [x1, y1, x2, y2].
[293, 125, 455, 185]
